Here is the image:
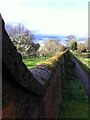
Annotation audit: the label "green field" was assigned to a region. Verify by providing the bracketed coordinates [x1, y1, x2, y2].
[22, 57, 50, 68]
[60, 101, 88, 118]
[59, 53, 88, 118]
[81, 58, 90, 69]
[59, 76, 88, 118]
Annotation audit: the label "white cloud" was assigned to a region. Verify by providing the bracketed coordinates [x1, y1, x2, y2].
[0, 0, 88, 36]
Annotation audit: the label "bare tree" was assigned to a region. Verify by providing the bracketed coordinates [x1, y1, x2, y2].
[5, 23, 40, 58]
[39, 40, 65, 57]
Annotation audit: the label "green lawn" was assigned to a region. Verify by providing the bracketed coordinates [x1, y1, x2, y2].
[82, 58, 90, 68]
[22, 57, 50, 68]
[59, 76, 88, 118]
[60, 101, 88, 118]
[59, 53, 88, 118]
[77, 57, 90, 69]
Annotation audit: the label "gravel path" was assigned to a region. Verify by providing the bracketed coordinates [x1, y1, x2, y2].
[73, 58, 90, 102]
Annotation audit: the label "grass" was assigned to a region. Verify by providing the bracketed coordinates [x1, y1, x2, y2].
[22, 56, 50, 68]
[60, 77, 88, 118]
[59, 53, 88, 118]
[60, 101, 88, 118]
[22, 50, 67, 69]
[78, 57, 90, 69]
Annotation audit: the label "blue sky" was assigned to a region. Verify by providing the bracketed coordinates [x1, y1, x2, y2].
[0, 0, 88, 37]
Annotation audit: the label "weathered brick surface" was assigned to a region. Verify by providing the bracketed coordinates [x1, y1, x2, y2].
[3, 76, 43, 118]
[43, 62, 62, 118]
[30, 66, 51, 85]
[2, 18, 69, 119]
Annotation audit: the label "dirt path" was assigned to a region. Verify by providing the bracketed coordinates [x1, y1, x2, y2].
[73, 58, 90, 102]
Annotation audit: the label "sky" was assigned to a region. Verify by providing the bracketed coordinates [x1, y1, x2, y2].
[0, 0, 89, 37]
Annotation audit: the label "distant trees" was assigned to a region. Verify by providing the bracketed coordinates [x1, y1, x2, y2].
[6, 23, 40, 58]
[39, 40, 66, 57]
[85, 37, 90, 51]
[67, 35, 75, 40]
[77, 43, 87, 53]
[6, 23, 32, 37]
[67, 35, 89, 53]
[11, 34, 40, 58]
[71, 41, 77, 51]
[88, 38, 90, 50]
[67, 38, 77, 51]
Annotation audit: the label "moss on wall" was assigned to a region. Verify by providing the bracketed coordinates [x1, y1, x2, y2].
[40, 50, 68, 70]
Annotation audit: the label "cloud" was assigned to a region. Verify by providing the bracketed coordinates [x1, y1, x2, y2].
[0, 0, 88, 36]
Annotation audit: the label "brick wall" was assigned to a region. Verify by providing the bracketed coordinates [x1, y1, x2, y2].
[2, 18, 69, 119]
